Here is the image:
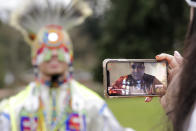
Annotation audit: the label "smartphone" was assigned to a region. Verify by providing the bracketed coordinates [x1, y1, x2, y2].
[103, 59, 168, 98]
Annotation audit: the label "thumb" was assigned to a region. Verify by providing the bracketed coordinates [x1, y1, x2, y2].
[145, 97, 153, 102]
[174, 51, 183, 65]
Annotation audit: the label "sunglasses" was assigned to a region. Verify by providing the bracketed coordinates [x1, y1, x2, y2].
[186, 0, 196, 7]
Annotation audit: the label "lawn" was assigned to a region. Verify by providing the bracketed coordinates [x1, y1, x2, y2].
[105, 97, 169, 131]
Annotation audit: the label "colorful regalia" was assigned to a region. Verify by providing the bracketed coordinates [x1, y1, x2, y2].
[0, 0, 134, 131]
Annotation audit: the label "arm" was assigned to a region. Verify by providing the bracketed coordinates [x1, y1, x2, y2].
[157, 51, 183, 118]
[160, 70, 181, 120]
[146, 51, 183, 120]
[87, 102, 134, 131]
[145, 51, 183, 112]
[0, 99, 11, 131]
[0, 112, 11, 131]
[112, 76, 126, 89]
[109, 76, 127, 95]
[100, 104, 134, 131]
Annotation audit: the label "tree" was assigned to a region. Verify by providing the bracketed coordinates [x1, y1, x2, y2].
[86, 0, 189, 82]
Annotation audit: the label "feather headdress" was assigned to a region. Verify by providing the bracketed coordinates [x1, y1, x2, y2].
[10, 0, 92, 45]
[0, 0, 92, 67]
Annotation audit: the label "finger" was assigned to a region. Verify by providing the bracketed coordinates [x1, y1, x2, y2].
[168, 68, 179, 83]
[158, 96, 162, 103]
[168, 69, 172, 82]
[174, 51, 183, 65]
[159, 95, 167, 110]
[145, 97, 153, 102]
[156, 53, 178, 68]
[156, 53, 173, 62]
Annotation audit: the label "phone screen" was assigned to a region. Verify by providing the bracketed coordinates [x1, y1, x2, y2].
[103, 59, 168, 97]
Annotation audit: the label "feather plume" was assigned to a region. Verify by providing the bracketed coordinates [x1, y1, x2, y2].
[0, 0, 92, 44]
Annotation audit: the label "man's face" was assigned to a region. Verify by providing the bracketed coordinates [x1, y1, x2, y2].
[38, 49, 68, 76]
[131, 63, 145, 80]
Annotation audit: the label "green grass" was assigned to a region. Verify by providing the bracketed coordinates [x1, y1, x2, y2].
[105, 97, 169, 131]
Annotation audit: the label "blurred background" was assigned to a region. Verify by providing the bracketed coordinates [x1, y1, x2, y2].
[0, 0, 189, 130]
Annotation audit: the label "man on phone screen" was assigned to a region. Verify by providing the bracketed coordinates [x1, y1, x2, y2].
[109, 62, 165, 96]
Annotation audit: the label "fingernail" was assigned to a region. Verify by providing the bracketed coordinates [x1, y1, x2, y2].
[145, 97, 149, 102]
[145, 97, 147, 102]
[174, 51, 181, 58]
[157, 53, 163, 56]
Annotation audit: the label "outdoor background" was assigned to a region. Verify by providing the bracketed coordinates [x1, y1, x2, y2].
[0, 0, 188, 131]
